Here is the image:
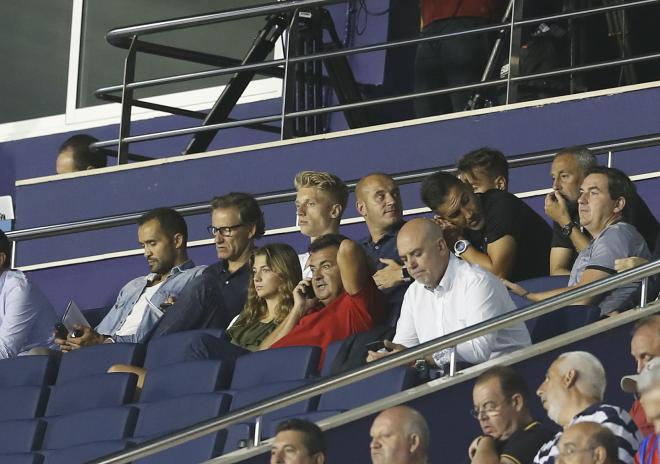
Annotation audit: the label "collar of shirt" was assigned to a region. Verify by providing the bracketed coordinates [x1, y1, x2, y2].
[359, 221, 405, 248]
[145, 259, 196, 284]
[424, 254, 459, 294]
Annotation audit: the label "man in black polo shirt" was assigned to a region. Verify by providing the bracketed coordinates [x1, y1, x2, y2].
[469, 366, 554, 464]
[421, 171, 551, 282]
[356, 173, 410, 326]
[545, 146, 659, 276]
[145, 192, 263, 339]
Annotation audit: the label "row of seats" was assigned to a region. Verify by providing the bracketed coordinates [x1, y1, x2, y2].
[0, 330, 418, 462]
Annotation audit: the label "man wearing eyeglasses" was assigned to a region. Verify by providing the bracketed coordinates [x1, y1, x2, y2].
[56, 208, 204, 350]
[469, 366, 553, 464]
[556, 422, 618, 464]
[144, 192, 264, 339]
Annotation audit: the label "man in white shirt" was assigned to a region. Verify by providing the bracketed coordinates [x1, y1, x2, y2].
[367, 218, 530, 367]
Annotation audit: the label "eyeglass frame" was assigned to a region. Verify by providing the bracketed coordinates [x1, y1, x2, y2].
[207, 223, 245, 237]
[469, 397, 513, 419]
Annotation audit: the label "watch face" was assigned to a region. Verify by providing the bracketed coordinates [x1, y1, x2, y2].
[455, 241, 467, 253]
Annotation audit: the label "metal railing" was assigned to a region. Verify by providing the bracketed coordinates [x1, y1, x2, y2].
[89, 258, 660, 464]
[8, 129, 660, 244]
[91, 0, 660, 161]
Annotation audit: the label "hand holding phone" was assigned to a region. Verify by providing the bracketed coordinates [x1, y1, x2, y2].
[54, 323, 68, 340]
[365, 340, 389, 352]
[302, 283, 315, 299]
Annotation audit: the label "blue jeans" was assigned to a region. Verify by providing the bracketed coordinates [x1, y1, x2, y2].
[414, 17, 490, 117]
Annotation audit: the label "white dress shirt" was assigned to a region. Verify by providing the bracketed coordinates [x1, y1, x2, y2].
[393, 255, 530, 364]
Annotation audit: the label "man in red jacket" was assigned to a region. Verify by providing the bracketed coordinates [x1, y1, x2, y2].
[415, 0, 505, 117]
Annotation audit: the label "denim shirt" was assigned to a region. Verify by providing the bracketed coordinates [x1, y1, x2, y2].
[96, 260, 205, 343]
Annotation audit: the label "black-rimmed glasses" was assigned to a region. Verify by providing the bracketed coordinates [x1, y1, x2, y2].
[207, 223, 244, 237]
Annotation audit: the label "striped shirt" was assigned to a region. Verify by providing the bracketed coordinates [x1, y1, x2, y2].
[533, 403, 642, 464]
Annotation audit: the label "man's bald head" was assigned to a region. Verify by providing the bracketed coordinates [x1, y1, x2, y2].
[355, 173, 403, 239]
[397, 219, 449, 288]
[370, 406, 429, 464]
[557, 422, 617, 464]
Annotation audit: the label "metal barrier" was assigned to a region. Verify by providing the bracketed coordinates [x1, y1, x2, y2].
[92, 0, 660, 162]
[88, 258, 660, 464]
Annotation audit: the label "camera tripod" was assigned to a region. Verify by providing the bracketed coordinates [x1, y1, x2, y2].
[183, 4, 369, 155]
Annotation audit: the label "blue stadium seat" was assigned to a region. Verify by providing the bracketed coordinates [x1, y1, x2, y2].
[41, 441, 128, 464]
[0, 387, 49, 421]
[132, 393, 230, 464]
[45, 373, 137, 416]
[41, 407, 137, 451]
[529, 304, 602, 343]
[143, 329, 227, 369]
[140, 360, 232, 402]
[229, 346, 321, 390]
[0, 453, 43, 464]
[261, 366, 419, 439]
[0, 354, 59, 388]
[320, 340, 343, 377]
[56, 343, 145, 384]
[222, 379, 317, 454]
[0, 420, 45, 454]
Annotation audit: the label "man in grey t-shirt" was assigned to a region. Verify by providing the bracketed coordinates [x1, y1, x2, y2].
[506, 166, 650, 315]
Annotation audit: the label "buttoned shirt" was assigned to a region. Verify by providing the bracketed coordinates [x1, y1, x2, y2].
[393, 255, 530, 364]
[0, 269, 58, 358]
[96, 260, 204, 343]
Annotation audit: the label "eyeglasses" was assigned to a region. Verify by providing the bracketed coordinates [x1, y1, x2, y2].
[469, 399, 510, 419]
[207, 223, 245, 237]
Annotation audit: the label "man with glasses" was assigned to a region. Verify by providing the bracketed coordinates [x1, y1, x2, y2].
[534, 351, 641, 464]
[468, 366, 553, 464]
[56, 208, 204, 349]
[556, 422, 618, 464]
[145, 192, 264, 339]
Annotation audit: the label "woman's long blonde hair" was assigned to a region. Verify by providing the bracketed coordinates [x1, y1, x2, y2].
[233, 243, 302, 328]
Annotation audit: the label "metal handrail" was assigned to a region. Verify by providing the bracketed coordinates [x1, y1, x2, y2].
[10, 129, 660, 243]
[90, 259, 660, 464]
[92, 0, 660, 154]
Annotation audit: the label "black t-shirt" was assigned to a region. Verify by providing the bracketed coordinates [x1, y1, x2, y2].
[550, 192, 659, 260]
[465, 189, 552, 282]
[495, 421, 555, 464]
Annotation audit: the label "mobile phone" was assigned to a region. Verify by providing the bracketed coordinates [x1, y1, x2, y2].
[365, 340, 387, 352]
[302, 284, 315, 299]
[54, 323, 68, 340]
[69, 328, 85, 338]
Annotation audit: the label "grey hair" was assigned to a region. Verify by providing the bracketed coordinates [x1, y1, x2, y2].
[401, 407, 430, 457]
[555, 146, 598, 174]
[557, 351, 606, 401]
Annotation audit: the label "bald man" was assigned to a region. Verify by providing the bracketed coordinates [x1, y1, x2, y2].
[367, 219, 530, 369]
[356, 173, 410, 325]
[370, 406, 430, 464]
[556, 422, 618, 464]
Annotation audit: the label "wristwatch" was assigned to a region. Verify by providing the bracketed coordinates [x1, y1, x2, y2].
[560, 221, 576, 237]
[454, 239, 471, 257]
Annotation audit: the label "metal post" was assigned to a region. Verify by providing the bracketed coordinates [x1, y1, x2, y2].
[117, 36, 138, 165]
[641, 277, 649, 308]
[449, 349, 456, 377]
[505, 0, 520, 104]
[253, 416, 263, 447]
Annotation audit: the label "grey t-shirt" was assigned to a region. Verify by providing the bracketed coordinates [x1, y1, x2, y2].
[569, 222, 651, 315]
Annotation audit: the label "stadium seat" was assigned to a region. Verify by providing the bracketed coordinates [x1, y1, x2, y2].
[45, 373, 137, 416]
[56, 343, 145, 384]
[0, 420, 45, 454]
[41, 406, 137, 451]
[0, 387, 49, 421]
[529, 304, 602, 343]
[0, 354, 59, 388]
[140, 360, 232, 402]
[132, 393, 230, 464]
[142, 329, 227, 369]
[0, 453, 43, 464]
[229, 346, 321, 390]
[41, 441, 129, 464]
[320, 340, 343, 377]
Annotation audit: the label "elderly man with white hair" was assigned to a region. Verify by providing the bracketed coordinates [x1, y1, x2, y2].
[534, 351, 642, 464]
